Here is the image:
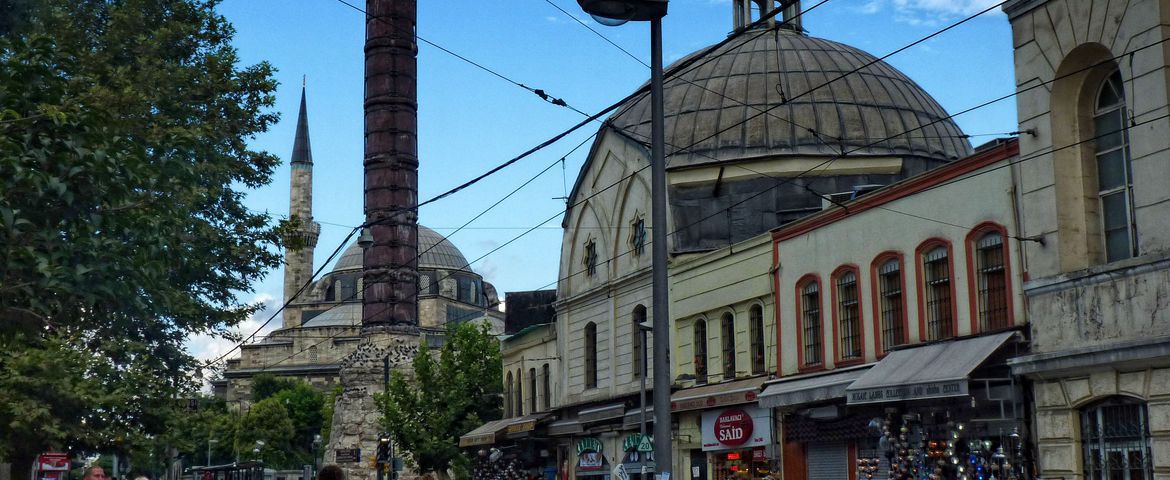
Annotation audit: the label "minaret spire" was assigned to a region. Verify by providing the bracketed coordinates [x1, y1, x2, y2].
[282, 82, 321, 328]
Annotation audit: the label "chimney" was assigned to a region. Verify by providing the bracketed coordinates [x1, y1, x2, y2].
[362, 0, 419, 327]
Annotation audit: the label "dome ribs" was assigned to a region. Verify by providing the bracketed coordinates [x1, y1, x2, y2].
[605, 31, 970, 170]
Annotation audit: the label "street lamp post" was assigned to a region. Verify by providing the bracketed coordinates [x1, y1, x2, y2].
[207, 439, 217, 467]
[576, 3, 670, 480]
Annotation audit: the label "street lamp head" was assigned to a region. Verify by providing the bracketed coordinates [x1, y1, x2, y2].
[577, 0, 667, 23]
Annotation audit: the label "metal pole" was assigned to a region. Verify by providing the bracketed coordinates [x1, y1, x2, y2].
[639, 327, 647, 439]
[649, 16, 672, 480]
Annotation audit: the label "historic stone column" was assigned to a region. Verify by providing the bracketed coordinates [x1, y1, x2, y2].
[326, 1, 421, 479]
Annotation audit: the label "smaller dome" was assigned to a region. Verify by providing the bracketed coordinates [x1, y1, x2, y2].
[330, 225, 472, 273]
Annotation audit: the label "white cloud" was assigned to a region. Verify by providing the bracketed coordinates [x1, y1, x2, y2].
[861, 0, 1003, 26]
[185, 292, 282, 364]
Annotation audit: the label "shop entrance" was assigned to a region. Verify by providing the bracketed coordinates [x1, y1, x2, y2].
[689, 450, 707, 480]
[712, 448, 768, 480]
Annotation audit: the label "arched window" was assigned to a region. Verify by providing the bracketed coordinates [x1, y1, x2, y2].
[920, 243, 954, 341]
[632, 305, 646, 379]
[693, 319, 708, 385]
[834, 268, 862, 362]
[874, 256, 906, 354]
[972, 228, 1010, 331]
[541, 363, 551, 411]
[1094, 70, 1137, 262]
[584, 322, 598, 389]
[528, 367, 537, 414]
[798, 278, 822, 367]
[308, 345, 318, 363]
[721, 313, 736, 380]
[504, 371, 514, 417]
[1081, 397, 1152, 480]
[514, 368, 523, 416]
[749, 305, 765, 375]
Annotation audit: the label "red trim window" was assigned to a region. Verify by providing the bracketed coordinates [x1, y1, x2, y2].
[797, 276, 823, 369]
[918, 240, 957, 341]
[871, 254, 907, 355]
[832, 266, 864, 364]
[967, 224, 1013, 332]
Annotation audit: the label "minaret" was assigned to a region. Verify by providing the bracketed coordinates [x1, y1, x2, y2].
[282, 81, 321, 328]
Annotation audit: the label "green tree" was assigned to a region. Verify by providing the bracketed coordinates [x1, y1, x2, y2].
[251, 373, 302, 402]
[0, 0, 281, 472]
[320, 385, 343, 446]
[378, 323, 503, 480]
[236, 398, 295, 468]
[271, 382, 325, 464]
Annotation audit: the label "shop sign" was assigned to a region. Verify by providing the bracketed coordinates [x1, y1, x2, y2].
[847, 380, 968, 404]
[335, 448, 361, 463]
[622, 433, 653, 452]
[700, 406, 771, 452]
[506, 419, 538, 434]
[671, 390, 758, 413]
[577, 437, 607, 473]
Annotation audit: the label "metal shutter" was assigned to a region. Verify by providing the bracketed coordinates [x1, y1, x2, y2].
[856, 446, 889, 480]
[806, 442, 848, 480]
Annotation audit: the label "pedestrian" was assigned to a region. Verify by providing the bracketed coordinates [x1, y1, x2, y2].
[83, 466, 108, 480]
[318, 464, 345, 480]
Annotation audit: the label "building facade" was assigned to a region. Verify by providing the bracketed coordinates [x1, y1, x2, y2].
[1002, 1, 1170, 479]
[212, 87, 504, 404]
[757, 140, 1029, 480]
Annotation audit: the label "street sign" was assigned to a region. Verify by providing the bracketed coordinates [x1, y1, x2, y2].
[637, 436, 654, 453]
[335, 448, 361, 463]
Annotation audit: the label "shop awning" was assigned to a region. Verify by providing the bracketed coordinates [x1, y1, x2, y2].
[578, 403, 626, 423]
[670, 376, 767, 412]
[547, 419, 583, 436]
[458, 418, 513, 447]
[846, 331, 1018, 405]
[504, 413, 550, 438]
[622, 406, 655, 429]
[757, 365, 871, 409]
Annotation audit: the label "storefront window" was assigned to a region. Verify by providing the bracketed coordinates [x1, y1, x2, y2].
[712, 449, 769, 480]
[1082, 397, 1153, 480]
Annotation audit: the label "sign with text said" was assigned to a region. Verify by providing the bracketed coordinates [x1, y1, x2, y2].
[700, 405, 771, 452]
[847, 380, 969, 404]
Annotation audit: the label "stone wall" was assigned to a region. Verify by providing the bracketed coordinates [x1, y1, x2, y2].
[1029, 367, 1170, 480]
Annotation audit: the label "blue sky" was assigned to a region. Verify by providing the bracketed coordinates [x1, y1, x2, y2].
[188, 0, 1017, 362]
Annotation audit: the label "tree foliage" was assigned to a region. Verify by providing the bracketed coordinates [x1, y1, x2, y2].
[236, 398, 296, 467]
[251, 373, 303, 402]
[379, 323, 503, 480]
[0, 0, 280, 469]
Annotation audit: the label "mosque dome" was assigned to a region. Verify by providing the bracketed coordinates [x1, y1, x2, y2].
[332, 224, 472, 272]
[609, 28, 972, 166]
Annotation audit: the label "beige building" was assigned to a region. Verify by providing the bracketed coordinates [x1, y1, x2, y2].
[213, 87, 504, 404]
[1002, 1, 1170, 479]
[757, 140, 1028, 480]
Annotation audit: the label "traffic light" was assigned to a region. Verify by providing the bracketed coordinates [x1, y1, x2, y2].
[375, 434, 391, 463]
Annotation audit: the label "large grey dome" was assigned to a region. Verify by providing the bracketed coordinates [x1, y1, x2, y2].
[331, 225, 471, 272]
[610, 28, 972, 166]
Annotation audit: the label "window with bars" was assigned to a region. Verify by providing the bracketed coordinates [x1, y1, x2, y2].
[836, 270, 862, 361]
[721, 313, 737, 380]
[800, 280, 822, 366]
[922, 246, 954, 340]
[584, 322, 598, 389]
[309, 345, 318, 363]
[1095, 70, 1138, 263]
[515, 368, 523, 416]
[542, 363, 551, 411]
[975, 231, 1009, 331]
[694, 319, 708, 385]
[877, 259, 905, 352]
[1081, 397, 1153, 480]
[632, 305, 646, 379]
[749, 305, 765, 375]
[528, 367, 537, 414]
[504, 371, 514, 417]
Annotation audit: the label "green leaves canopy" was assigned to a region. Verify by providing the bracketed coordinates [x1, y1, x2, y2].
[0, 0, 280, 467]
[379, 323, 504, 480]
